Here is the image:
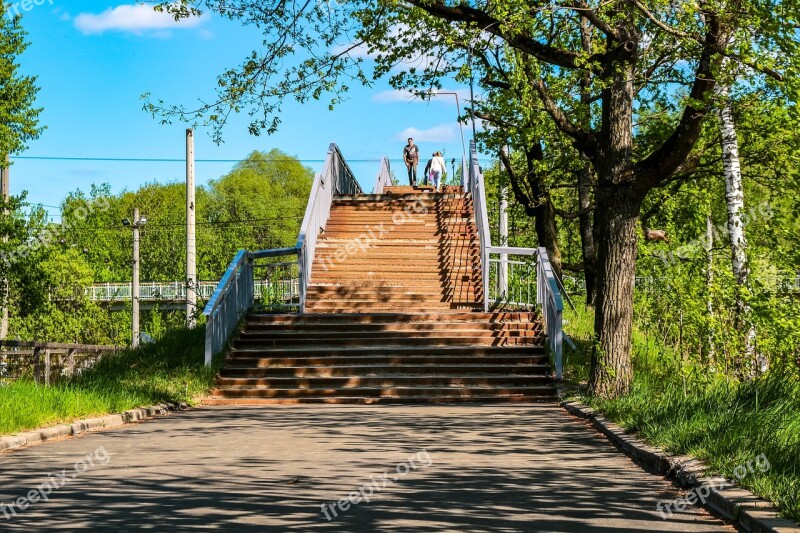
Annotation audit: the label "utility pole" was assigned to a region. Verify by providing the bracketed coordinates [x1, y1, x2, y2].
[132, 208, 141, 348]
[124, 209, 146, 348]
[1, 155, 8, 200]
[0, 154, 9, 340]
[498, 145, 509, 299]
[186, 129, 197, 328]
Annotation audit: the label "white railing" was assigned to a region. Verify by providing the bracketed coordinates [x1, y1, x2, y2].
[202, 247, 300, 365]
[536, 248, 565, 380]
[296, 143, 363, 313]
[488, 257, 535, 308]
[203, 250, 253, 366]
[468, 141, 492, 312]
[374, 157, 393, 194]
[86, 280, 293, 304]
[88, 282, 217, 302]
[469, 142, 565, 379]
[203, 143, 366, 365]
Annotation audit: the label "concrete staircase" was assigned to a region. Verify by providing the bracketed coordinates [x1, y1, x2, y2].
[204, 187, 556, 405]
[204, 312, 554, 404]
[306, 186, 482, 312]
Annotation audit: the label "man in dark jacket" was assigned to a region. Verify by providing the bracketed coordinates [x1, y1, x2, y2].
[403, 138, 420, 186]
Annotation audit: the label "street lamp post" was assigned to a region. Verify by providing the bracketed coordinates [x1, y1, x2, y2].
[123, 209, 147, 348]
[425, 90, 467, 167]
[466, 20, 503, 143]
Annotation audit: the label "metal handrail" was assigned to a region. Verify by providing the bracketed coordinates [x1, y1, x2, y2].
[202, 248, 301, 365]
[469, 141, 492, 312]
[203, 143, 365, 365]
[202, 250, 252, 365]
[374, 157, 393, 194]
[469, 143, 565, 379]
[296, 143, 363, 314]
[536, 247, 564, 380]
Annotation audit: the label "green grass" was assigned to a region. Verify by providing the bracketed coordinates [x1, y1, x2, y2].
[0, 328, 220, 436]
[563, 306, 800, 522]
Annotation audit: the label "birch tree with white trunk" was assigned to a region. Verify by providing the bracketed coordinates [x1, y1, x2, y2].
[717, 83, 764, 373]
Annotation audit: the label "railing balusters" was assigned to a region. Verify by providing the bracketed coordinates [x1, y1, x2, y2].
[203, 143, 362, 366]
[470, 142, 565, 380]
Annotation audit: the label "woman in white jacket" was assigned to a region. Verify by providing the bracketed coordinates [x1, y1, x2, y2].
[430, 151, 446, 192]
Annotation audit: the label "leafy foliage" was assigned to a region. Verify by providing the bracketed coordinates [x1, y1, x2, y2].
[0, 7, 43, 158]
[5, 150, 312, 344]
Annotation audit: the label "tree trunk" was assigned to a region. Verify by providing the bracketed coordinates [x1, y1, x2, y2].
[534, 198, 563, 279]
[500, 142, 563, 279]
[577, 16, 597, 306]
[578, 159, 597, 306]
[589, 52, 638, 399]
[524, 144, 563, 279]
[589, 184, 641, 398]
[718, 85, 763, 373]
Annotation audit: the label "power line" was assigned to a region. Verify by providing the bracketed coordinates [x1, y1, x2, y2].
[11, 155, 495, 163]
[47, 216, 304, 232]
[13, 156, 342, 163]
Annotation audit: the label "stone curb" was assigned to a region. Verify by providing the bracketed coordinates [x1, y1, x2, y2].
[560, 399, 800, 533]
[0, 403, 189, 453]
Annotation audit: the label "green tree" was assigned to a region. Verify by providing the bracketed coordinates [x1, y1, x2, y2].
[0, 6, 43, 160]
[151, 0, 799, 397]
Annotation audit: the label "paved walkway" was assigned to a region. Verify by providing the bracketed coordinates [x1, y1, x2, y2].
[0, 404, 733, 531]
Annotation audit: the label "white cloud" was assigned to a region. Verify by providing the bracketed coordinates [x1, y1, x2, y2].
[394, 124, 457, 143]
[74, 4, 207, 36]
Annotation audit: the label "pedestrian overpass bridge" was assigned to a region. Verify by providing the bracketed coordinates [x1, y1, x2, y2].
[194, 142, 566, 404]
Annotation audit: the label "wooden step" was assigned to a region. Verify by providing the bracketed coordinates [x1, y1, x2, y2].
[208, 385, 554, 400]
[246, 312, 540, 323]
[215, 375, 552, 389]
[220, 363, 551, 377]
[201, 394, 556, 405]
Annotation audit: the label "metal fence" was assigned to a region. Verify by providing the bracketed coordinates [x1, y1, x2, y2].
[487, 257, 536, 309]
[0, 341, 120, 385]
[297, 143, 363, 312]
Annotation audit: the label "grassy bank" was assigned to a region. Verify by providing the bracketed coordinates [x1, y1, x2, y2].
[564, 306, 800, 522]
[0, 328, 219, 435]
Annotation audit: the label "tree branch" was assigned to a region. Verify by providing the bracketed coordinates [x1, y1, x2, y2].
[475, 111, 515, 129]
[554, 203, 596, 219]
[568, 1, 620, 39]
[633, 0, 784, 81]
[636, 13, 721, 189]
[531, 77, 598, 158]
[499, 145, 538, 217]
[403, 0, 594, 71]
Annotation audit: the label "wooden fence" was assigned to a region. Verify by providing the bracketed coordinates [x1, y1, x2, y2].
[0, 341, 121, 386]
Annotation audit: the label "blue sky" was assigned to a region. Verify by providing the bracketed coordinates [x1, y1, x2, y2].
[9, 1, 479, 220]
